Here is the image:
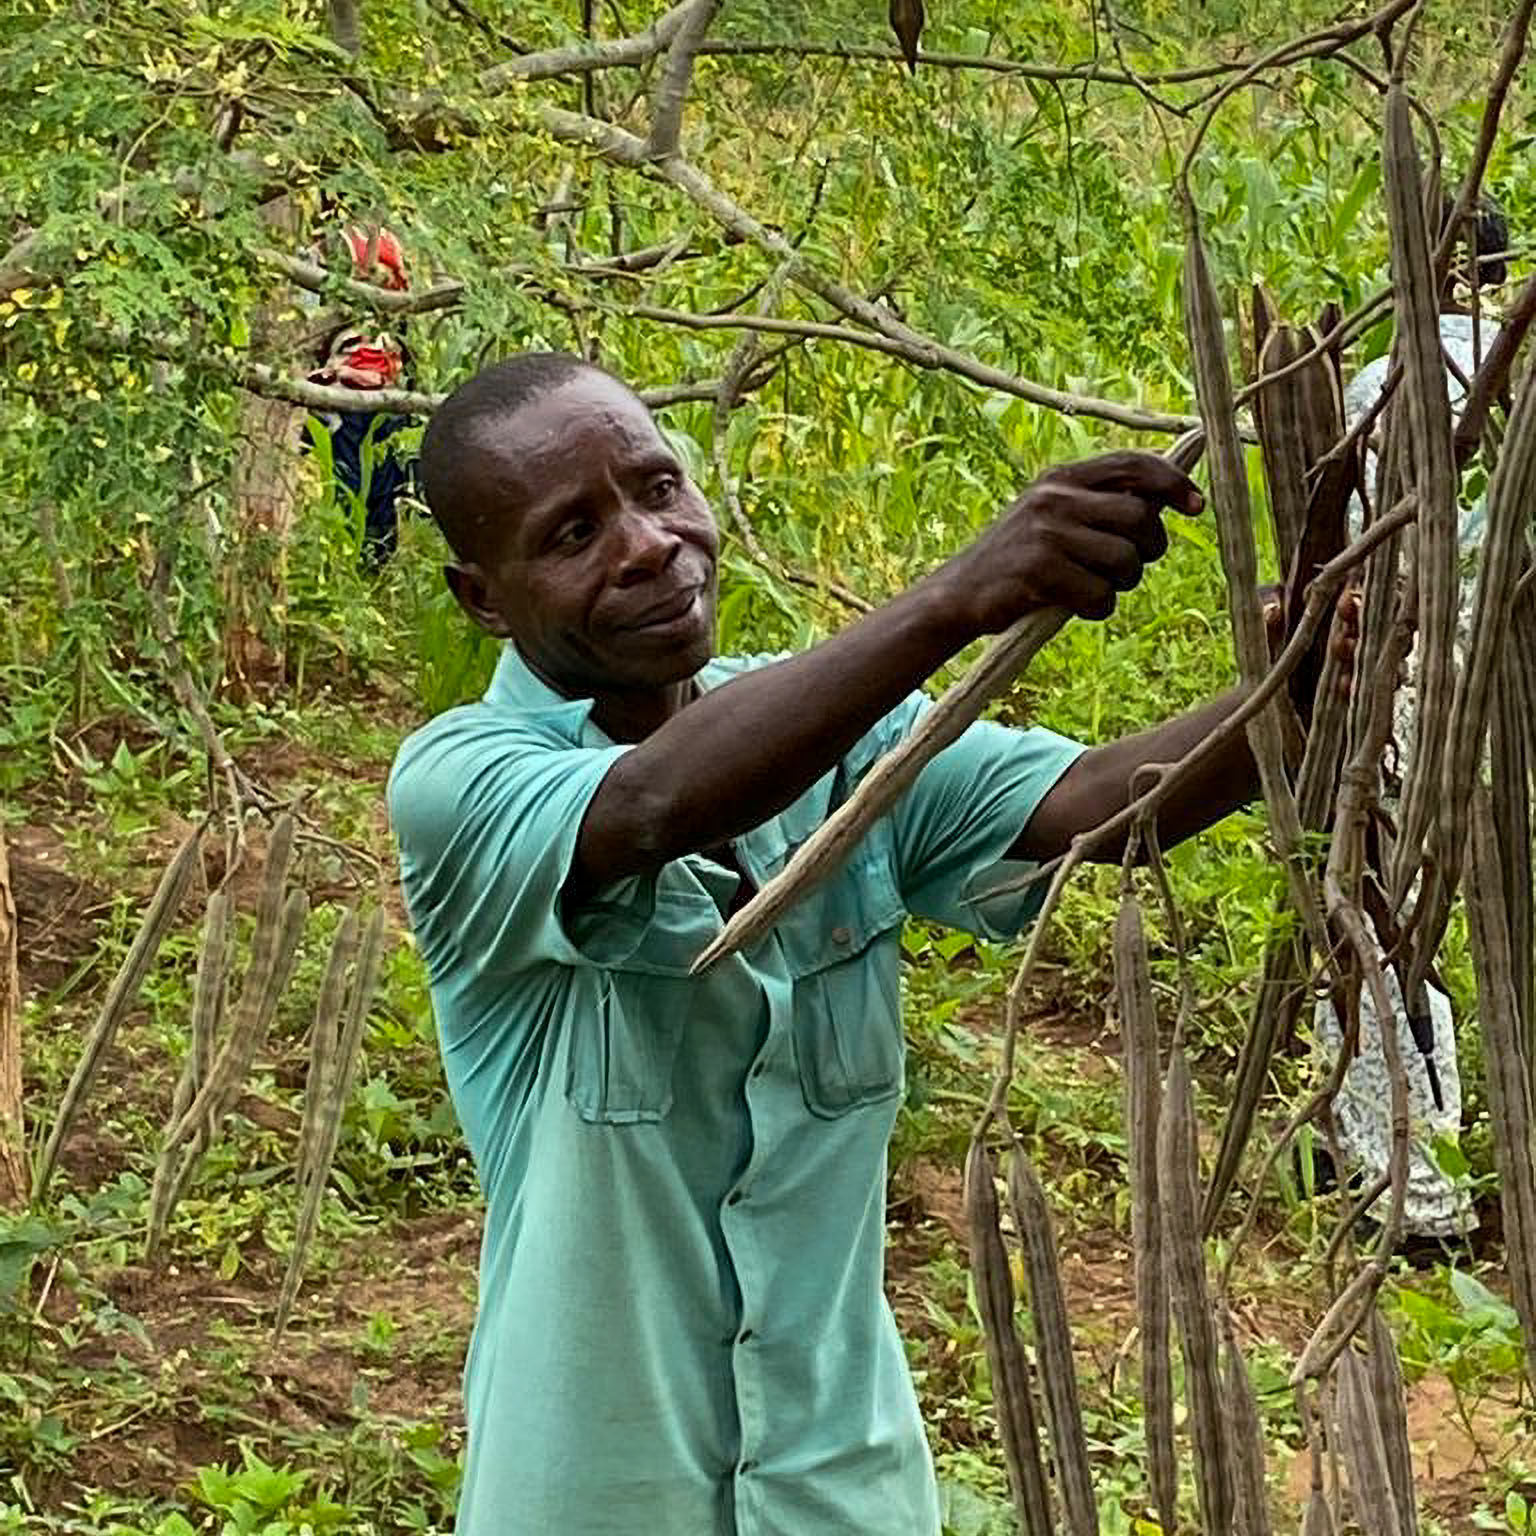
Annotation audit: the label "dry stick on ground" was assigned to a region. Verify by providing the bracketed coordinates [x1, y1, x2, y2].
[34, 824, 205, 1199]
[1466, 789, 1536, 1395]
[1114, 879, 1177, 1532]
[1005, 1150, 1098, 1536]
[963, 1141, 1054, 1536]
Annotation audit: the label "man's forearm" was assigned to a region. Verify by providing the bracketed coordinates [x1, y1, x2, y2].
[579, 575, 982, 883]
[1015, 689, 1260, 862]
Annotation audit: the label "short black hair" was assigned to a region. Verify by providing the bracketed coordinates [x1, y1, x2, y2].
[1441, 192, 1512, 290]
[420, 351, 615, 561]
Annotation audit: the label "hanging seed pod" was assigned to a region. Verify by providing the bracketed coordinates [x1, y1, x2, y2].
[1467, 791, 1536, 1393]
[148, 884, 309, 1256]
[1180, 193, 1324, 956]
[1220, 1306, 1272, 1536]
[1366, 1311, 1418, 1536]
[36, 823, 204, 1197]
[888, 0, 924, 71]
[296, 905, 360, 1194]
[276, 904, 384, 1336]
[1006, 1145, 1098, 1536]
[1412, 344, 1536, 996]
[1490, 658, 1533, 1045]
[1333, 1349, 1406, 1536]
[964, 1139, 1054, 1536]
[1115, 890, 1178, 1529]
[1302, 1488, 1339, 1536]
[1158, 1047, 1234, 1536]
[1204, 929, 1306, 1234]
[1380, 80, 1459, 910]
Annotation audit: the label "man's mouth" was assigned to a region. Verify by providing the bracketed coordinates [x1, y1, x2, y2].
[623, 584, 706, 631]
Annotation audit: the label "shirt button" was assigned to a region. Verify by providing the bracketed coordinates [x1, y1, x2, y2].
[831, 925, 852, 946]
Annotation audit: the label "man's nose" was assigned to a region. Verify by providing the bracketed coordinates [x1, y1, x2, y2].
[612, 505, 681, 585]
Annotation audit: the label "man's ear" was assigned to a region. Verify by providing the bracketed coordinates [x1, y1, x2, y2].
[444, 562, 513, 638]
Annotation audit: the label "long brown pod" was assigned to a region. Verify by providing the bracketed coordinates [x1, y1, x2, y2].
[165, 816, 297, 1148]
[1366, 1310, 1419, 1536]
[1006, 1145, 1098, 1536]
[1179, 191, 1327, 959]
[963, 1141, 1054, 1536]
[36, 822, 204, 1196]
[147, 886, 310, 1254]
[296, 904, 360, 1194]
[1380, 78, 1459, 912]
[1333, 1349, 1406, 1536]
[1114, 887, 1178, 1529]
[276, 904, 385, 1336]
[1254, 317, 1314, 577]
[1410, 345, 1536, 995]
[1158, 1047, 1233, 1536]
[1220, 1306, 1273, 1536]
[1466, 789, 1536, 1394]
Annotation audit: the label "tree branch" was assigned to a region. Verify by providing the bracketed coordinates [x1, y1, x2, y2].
[648, 0, 721, 159]
[534, 104, 1198, 435]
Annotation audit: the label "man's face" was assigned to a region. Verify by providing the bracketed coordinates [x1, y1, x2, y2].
[448, 372, 720, 697]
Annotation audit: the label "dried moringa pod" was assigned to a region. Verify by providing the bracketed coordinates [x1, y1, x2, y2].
[889, 0, 924, 72]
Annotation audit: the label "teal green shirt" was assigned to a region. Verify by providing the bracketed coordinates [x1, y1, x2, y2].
[388, 646, 1083, 1536]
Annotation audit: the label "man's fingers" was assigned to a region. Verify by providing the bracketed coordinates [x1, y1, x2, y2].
[1053, 524, 1146, 596]
[1044, 451, 1204, 517]
[1066, 490, 1171, 563]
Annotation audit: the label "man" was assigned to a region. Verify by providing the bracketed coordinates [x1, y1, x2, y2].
[388, 351, 1322, 1535]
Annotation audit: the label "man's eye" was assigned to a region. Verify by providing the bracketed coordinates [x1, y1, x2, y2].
[645, 474, 679, 506]
[555, 519, 597, 548]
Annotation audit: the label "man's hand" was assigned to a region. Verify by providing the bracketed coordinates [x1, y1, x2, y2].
[940, 451, 1204, 632]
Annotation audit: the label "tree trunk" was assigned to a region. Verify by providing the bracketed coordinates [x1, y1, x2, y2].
[0, 828, 28, 1208]
[222, 195, 307, 700]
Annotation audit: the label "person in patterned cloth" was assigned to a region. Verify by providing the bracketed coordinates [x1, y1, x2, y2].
[1316, 194, 1515, 1243]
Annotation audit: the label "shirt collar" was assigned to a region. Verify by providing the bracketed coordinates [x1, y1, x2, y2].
[482, 643, 733, 747]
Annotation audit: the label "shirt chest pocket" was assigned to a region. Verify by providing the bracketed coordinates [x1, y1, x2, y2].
[565, 973, 687, 1125]
[779, 868, 906, 1119]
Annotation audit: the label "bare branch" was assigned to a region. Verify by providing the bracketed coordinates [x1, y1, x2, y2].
[1434, 0, 1535, 280]
[477, 0, 696, 91]
[255, 248, 466, 315]
[535, 104, 1198, 435]
[648, 0, 722, 159]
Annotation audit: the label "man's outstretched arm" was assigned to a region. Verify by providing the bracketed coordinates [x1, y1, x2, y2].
[572, 453, 1201, 898]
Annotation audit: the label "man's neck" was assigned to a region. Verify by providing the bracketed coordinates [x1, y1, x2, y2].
[590, 678, 700, 743]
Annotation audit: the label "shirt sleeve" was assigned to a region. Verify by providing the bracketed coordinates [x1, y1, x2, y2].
[388, 713, 722, 981]
[881, 698, 1086, 938]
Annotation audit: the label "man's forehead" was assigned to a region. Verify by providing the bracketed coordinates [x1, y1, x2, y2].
[470, 374, 665, 475]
